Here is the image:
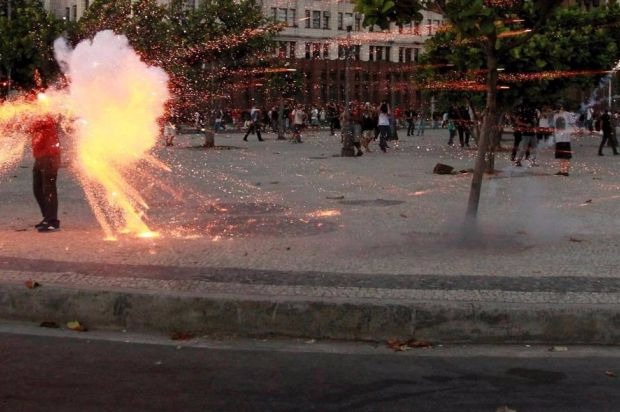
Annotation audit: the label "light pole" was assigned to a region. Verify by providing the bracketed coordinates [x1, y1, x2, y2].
[341, 16, 355, 157]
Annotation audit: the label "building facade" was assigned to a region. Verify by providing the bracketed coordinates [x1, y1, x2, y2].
[258, 1, 443, 108]
[43, 0, 442, 109]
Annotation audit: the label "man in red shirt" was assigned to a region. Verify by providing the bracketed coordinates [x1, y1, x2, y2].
[29, 114, 62, 232]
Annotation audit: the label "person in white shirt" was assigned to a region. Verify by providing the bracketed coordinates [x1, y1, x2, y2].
[553, 105, 573, 176]
[291, 105, 307, 143]
[377, 101, 391, 152]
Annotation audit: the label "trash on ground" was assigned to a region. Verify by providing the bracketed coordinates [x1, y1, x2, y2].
[25, 280, 41, 289]
[66, 320, 88, 332]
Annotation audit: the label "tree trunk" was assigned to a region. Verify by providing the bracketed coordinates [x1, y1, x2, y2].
[203, 128, 215, 148]
[465, 49, 498, 229]
[485, 111, 505, 173]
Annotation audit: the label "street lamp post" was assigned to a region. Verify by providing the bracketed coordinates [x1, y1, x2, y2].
[341, 17, 355, 157]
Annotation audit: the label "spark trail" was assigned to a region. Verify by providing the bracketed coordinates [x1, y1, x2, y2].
[54, 31, 170, 240]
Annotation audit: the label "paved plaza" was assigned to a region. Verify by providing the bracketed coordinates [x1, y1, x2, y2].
[0, 127, 619, 342]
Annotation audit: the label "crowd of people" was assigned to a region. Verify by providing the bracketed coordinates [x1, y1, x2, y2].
[505, 103, 619, 176]
[163, 101, 620, 176]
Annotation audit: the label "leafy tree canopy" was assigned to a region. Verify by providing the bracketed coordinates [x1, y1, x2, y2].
[0, 0, 64, 93]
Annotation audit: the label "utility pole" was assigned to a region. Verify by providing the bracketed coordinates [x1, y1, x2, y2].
[341, 16, 355, 157]
[6, 0, 12, 95]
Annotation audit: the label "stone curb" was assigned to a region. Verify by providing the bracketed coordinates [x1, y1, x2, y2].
[1, 278, 619, 344]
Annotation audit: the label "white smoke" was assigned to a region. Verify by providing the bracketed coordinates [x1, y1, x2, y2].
[53, 30, 170, 237]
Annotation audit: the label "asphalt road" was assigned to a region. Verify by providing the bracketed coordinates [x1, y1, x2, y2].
[1, 324, 619, 411]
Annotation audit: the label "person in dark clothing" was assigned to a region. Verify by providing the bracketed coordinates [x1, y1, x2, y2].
[29, 114, 62, 232]
[405, 108, 415, 136]
[243, 106, 264, 141]
[326, 103, 338, 136]
[598, 109, 618, 156]
[359, 103, 377, 152]
[455, 105, 471, 147]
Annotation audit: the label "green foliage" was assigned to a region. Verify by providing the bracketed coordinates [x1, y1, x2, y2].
[73, 0, 280, 118]
[421, 2, 620, 111]
[0, 0, 65, 93]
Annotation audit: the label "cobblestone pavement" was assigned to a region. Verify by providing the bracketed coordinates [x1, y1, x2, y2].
[0, 127, 618, 291]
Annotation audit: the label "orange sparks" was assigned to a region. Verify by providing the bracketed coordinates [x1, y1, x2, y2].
[59, 31, 170, 239]
[307, 209, 341, 218]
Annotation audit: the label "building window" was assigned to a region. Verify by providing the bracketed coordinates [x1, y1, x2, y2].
[312, 10, 321, 29]
[84, 0, 89, 9]
[305, 10, 311, 28]
[312, 43, 321, 59]
[338, 12, 343, 30]
[345, 13, 353, 30]
[271, 7, 277, 21]
[305, 43, 311, 59]
[414, 48, 420, 62]
[72, 5, 77, 20]
[385, 46, 391, 62]
[323, 11, 330, 29]
[355, 15, 362, 31]
[405, 48, 412, 63]
[65, 7, 70, 19]
[427, 19, 432, 35]
[276, 8, 287, 24]
[277, 41, 296, 58]
[414, 22, 420, 35]
[290, 9, 296, 26]
[352, 45, 360, 60]
[323, 43, 329, 59]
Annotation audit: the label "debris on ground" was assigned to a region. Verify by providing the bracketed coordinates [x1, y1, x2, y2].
[170, 331, 195, 341]
[432, 163, 454, 175]
[387, 339, 433, 352]
[40, 321, 59, 328]
[25, 280, 41, 289]
[605, 371, 617, 378]
[548, 346, 568, 352]
[66, 320, 88, 332]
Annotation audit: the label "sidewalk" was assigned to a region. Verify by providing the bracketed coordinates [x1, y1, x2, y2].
[1, 128, 619, 343]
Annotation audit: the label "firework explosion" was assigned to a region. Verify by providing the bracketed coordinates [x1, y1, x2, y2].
[0, 31, 169, 240]
[55, 30, 170, 240]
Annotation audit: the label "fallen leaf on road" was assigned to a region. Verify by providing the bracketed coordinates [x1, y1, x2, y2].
[605, 371, 617, 378]
[387, 338, 433, 351]
[40, 321, 59, 328]
[548, 346, 568, 352]
[66, 321, 88, 332]
[25, 280, 41, 289]
[569, 237, 584, 243]
[406, 339, 433, 348]
[387, 339, 409, 352]
[400, 214, 408, 218]
[326, 195, 345, 200]
[584, 199, 592, 203]
[170, 331, 195, 341]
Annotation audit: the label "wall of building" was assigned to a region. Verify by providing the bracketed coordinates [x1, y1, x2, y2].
[43, 0, 441, 109]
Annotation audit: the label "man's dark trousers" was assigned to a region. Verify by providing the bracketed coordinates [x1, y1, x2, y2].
[33, 155, 60, 224]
